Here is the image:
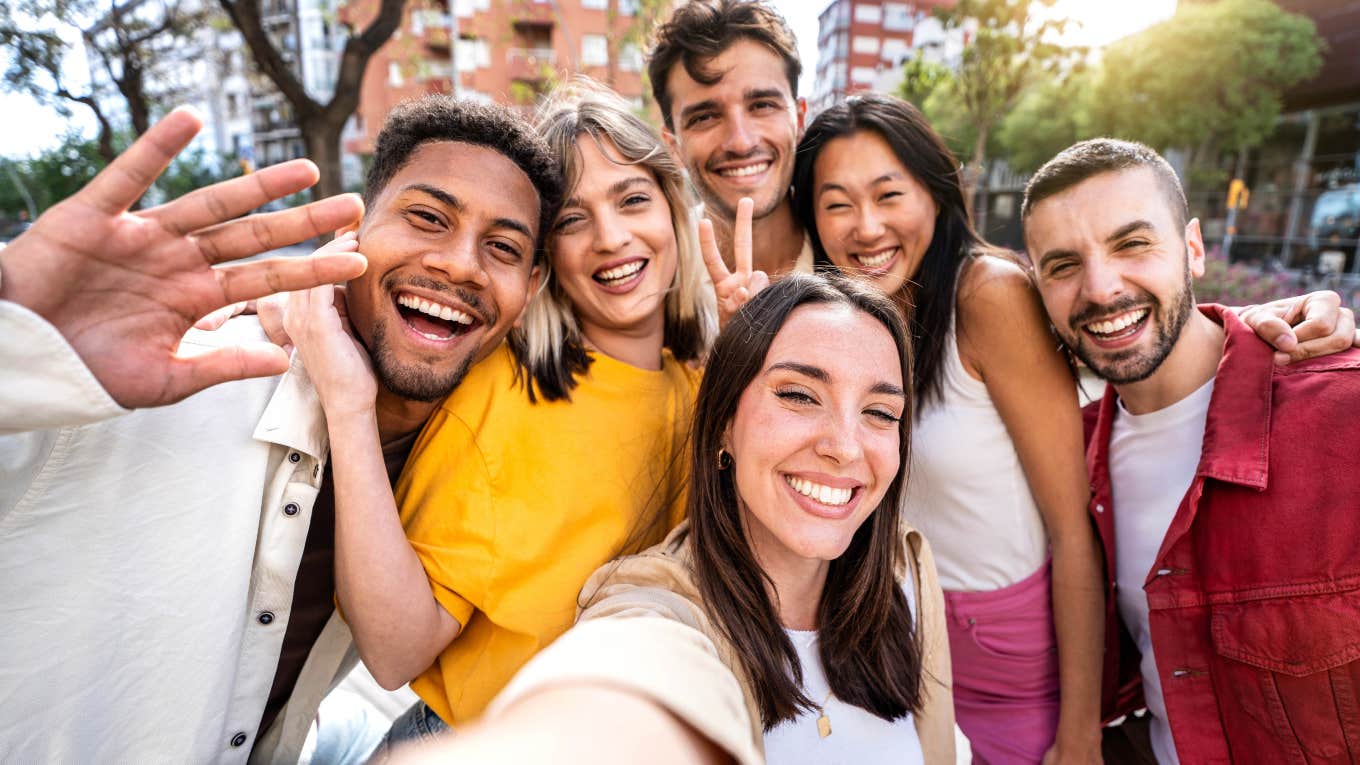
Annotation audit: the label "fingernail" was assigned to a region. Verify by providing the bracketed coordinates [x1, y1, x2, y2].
[1273, 352, 1291, 366]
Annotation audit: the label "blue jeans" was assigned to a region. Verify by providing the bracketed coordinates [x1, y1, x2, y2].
[366, 701, 449, 763]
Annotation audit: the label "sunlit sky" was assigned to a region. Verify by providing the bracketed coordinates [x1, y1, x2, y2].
[1, 0, 1176, 157]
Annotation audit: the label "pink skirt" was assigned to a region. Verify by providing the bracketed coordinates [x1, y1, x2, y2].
[945, 560, 1061, 765]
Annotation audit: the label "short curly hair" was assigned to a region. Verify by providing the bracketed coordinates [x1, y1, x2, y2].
[364, 96, 564, 260]
[647, 0, 800, 130]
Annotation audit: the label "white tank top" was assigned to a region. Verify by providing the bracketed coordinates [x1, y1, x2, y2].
[901, 315, 1049, 591]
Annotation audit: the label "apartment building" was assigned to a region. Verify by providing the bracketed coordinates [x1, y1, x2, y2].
[811, 0, 957, 114]
[344, 0, 654, 158]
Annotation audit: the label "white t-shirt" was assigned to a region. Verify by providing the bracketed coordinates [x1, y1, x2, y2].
[1109, 377, 1216, 765]
[763, 580, 924, 764]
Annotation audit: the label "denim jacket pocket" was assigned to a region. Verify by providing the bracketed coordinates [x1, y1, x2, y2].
[1210, 590, 1360, 763]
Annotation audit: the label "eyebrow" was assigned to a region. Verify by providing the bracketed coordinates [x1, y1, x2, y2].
[767, 361, 906, 399]
[1037, 219, 1158, 270]
[563, 176, 654, 209]
[818, 171, 907, 196]
[677, 87, 788, 124]
[403, 183, 534, 240]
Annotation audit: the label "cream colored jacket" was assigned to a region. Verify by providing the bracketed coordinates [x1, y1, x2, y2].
[487, 521, 956, 764]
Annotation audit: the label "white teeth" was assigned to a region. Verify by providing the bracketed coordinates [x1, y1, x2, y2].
[785, 475, 853, 506]
[595, 260, 646, 283]
[1086, 308, 1148, 336]
[857, 248, 896, 268]
[397, 293, 473, 325]
[719, 162, 770, 178]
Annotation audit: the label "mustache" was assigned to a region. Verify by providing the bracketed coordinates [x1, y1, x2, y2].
[705, 148, 775, 172]
[1069, 294, 1152, 328]
[385, 273, 497, 327]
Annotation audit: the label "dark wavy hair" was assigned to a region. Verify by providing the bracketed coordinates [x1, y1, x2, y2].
[792, 93, 986, 407]
[365, 95, 564, 260]
[647, 0, 801, 131]
[687, 271, 923, 729]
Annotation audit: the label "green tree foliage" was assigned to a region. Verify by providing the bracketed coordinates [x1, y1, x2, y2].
[896, 56, 952, 110]
[931, 0, 1077, 189]
[994, 69, 1089, 174]
[1084, 0, 1323, 184]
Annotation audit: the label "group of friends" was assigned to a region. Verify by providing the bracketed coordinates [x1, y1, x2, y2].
[3, 2, 1360, 764]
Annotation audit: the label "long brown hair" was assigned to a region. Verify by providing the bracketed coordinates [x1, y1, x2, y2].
[688, 272, 923, 729]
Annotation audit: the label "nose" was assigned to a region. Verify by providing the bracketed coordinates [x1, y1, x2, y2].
[853, 205, 885, 244]
[1079, 255, 1124, 305]
[422, 229, 490, 288]
[814, 410, 865, 466]
[722, 111, 759, 157]
[591, 209, 632, 254]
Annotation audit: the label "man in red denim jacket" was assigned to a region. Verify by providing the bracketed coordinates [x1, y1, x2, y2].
[1022, 138, 1360, 765]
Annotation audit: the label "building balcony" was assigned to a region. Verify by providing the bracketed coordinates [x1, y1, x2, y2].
[508, 47, 556, 81]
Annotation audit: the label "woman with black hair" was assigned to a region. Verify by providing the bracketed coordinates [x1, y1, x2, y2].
[791, 93, 1103, 764]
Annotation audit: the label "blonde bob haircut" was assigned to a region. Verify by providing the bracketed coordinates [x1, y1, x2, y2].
[511, 77, 717, 401]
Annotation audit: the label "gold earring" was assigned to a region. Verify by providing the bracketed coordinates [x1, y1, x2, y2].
[717, 448, 733, 469]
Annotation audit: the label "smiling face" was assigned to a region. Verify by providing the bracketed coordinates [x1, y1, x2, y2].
[549, 135, 678, 352]
[725, 302, 906, 570]
[811, 130, 939, 297]
[347, 141, 541, 401]
[1027, 167, 1204, 384]
[663, 38, 802, 224]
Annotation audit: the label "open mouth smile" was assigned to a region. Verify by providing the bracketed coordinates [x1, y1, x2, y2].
[1082, 307, 1149, 345]
[592, 257, 649, 294]
[854, 246, 899, 273]
[394, 291, 482, 343]
[782, 473, 864, 519]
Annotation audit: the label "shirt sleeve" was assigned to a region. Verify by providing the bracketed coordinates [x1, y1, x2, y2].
[0, 300, 127, 434]
[485, 607, 762, 765]
[395, 408, 485, 629]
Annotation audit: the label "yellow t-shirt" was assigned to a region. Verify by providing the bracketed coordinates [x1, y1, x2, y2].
[394, 342, 701, 726]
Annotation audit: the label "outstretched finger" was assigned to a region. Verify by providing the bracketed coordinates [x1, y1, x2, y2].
[734, 197, 754, 276]
[698, 218, 732, 285]
[145, 159, 322, 236]
[163, 342, 293, 403]
[194, 193, 364, 264]
[215, 251, 367, 307]
[81, 107, 204, 216]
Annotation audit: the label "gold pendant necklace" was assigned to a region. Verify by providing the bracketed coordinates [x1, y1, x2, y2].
[814, 690, 834, 738]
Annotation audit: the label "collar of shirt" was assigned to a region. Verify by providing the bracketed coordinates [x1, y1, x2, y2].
[252, 355, 328, 461]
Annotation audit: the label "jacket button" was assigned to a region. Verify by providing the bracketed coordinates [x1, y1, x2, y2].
[288, 452, 301, 463]
[1095, 503, 1105, 514]
[283, 502, 300, 517]
[258, 611, 275, 625]
[230, 732, 248, 747]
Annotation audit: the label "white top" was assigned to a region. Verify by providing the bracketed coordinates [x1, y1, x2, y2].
[763, 580, 924, 765]
[901, 319, 1049, 591]
[1109, 377, 1216, 765]
[0, 300, 348, 764]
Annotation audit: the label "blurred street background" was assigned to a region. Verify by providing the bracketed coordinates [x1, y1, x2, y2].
[1, 0, 1357, 307]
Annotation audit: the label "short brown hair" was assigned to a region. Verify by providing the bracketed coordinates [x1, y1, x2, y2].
[647, 0, 801, 130]
[1022, 138, 1187, 229]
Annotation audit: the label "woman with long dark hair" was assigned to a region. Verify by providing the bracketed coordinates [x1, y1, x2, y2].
[389, 272, 955, 765]
[791, 93, 1103, 764]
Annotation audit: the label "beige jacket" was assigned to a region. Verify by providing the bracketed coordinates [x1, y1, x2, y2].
[487, 521, 955, 764]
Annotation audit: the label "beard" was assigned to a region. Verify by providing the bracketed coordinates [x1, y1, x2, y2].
[366, 317, 477, 402]
[691, 153, 790, 223]
[1065, 259, 1195, 385]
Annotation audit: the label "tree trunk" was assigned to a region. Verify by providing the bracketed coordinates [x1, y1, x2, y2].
[302, 114, 346, 210]
[970, 123, 990, 236]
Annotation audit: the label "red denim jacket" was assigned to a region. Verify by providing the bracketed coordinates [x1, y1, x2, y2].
[1086, 304, 1360, 764]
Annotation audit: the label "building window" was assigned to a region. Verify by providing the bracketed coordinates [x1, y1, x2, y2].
[883, 3, 914, 31]
[619, 42, 642, 72]
[852, 35, 879, 54]
[881, 38, 909, 65]
[851, 66, 877, 85]
[853, 4, 882, 24]
[618, 0, 638, 14]
[581, 34, 609, 67]
[388, 61, 404, 87]
[582, 0, 607, 9]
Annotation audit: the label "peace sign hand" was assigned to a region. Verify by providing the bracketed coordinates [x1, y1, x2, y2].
[0, 107, 366, 409]
[700, 197, 769, 329]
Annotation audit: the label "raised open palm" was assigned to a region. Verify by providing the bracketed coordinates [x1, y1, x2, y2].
[0, 107, 367, 408]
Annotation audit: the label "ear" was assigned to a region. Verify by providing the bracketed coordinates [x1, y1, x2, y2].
[662, 127, 683, 163]
[795, 97, 807, 137]
[1185, 218, 1206, 279]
